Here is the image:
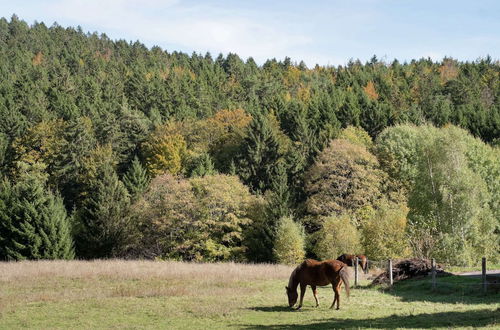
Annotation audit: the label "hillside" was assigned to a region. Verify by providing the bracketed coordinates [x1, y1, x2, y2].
[0, 16, 499, 265]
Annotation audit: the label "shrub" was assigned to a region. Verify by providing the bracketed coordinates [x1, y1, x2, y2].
[313, 213, 361, 260]
[362, 201, 410, 260]
[273, 216, 306, 265]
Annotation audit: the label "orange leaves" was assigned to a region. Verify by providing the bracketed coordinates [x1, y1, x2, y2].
[207, 109, 252, 132]
[439, 59, 459, 83]
[363, 81, 379, 100]
[32, 51, 43, 66]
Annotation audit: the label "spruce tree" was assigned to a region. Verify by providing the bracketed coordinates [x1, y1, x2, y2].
[238, 113, 282, 193]
[75, 163, 131, 258]
[267, 161, 291, 221]
[189, 153, 216, 177]
[122, 156, 150, 198]
[0, 173, 74, 260]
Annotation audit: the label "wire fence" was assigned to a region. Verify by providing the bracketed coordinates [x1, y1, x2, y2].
[349, 257, 499, 294]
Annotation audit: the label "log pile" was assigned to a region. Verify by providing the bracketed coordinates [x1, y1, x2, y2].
[371, 258, 446, 285]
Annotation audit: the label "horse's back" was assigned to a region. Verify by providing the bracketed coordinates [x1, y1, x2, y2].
[317, 260, 345, 282]
[322, 259, 345, 274]
[337, 254, 354, 266]
[298, 259, 344, 286]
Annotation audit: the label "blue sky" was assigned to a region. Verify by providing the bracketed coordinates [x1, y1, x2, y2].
[1, 0, 498, 66]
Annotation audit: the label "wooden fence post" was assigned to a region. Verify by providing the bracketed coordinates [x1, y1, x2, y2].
[354, 257, 359, 287]
[482, 257, 487, 294]
[388, 259, 393, 286]
[431, 258, 436, 290]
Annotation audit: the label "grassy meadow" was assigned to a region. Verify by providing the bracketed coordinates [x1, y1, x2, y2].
[0, 260, 498, 329]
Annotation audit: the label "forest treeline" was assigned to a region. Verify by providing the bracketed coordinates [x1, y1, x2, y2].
[0, 16, 498, 265]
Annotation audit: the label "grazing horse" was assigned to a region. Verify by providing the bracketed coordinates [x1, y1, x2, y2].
[337, 254, 368, 274]
[285, 259, 350, 310]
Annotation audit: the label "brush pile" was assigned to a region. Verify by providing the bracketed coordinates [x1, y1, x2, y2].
[371, 258, 446, 285]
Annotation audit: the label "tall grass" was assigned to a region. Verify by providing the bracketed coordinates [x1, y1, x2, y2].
[0, 259, 292, 282]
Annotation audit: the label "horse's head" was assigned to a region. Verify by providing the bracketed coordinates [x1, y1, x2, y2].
[285, 286, 297, 307]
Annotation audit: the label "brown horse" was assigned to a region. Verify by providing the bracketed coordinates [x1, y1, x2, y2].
[337, 254, 368, 274]
[285, 259, 350, 310]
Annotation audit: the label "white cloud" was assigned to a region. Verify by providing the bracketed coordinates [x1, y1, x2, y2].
[43, 0, 316, 64]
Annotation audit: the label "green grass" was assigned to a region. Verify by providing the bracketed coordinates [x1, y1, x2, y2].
[0, 260, 498, 329]
[445, 263, 500, 274]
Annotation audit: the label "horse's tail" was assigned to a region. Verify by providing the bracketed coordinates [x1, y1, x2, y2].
[339, 266, 350, 297]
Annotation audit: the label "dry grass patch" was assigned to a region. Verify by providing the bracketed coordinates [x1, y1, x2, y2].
[0, 259, 291, 282]
[0, 260, 292, 316]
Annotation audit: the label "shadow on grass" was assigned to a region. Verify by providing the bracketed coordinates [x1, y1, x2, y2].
[382, 275, 500, 305]
[240, 308, 499, 329]
[250, 306, 294, 312]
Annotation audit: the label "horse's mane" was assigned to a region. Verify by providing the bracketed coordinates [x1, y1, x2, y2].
[288, 262, 304, 288]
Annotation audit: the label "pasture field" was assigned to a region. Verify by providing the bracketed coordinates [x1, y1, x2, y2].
[0, 260, 498, 329]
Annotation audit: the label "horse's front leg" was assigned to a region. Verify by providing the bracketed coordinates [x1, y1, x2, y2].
[311, 285, 319, 307]
[296, 284, 306, 310]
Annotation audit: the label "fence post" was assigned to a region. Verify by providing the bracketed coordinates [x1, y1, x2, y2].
[388, 259, 393, 286]
[354, 257, 359, 287]
[482, 257, 487, 294]
[431, 258, 436, 290]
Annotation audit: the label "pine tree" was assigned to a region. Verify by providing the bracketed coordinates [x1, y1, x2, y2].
[54, 117, 97, 208]
[189, 153, 216, 177]
[267, 161, 291, 220]
[0, 172, 74, 260]
[75, 163, 131, 258]
[238, 113, 282, 193]
[122, 156, 150, 198]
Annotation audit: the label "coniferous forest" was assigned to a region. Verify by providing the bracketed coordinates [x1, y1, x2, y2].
[0, 16, 498, 265]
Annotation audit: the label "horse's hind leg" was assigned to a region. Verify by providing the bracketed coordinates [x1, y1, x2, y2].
[296, 284, 306, 310]
[311, 285, 319, 307]
[329, 284, 337, 309]
[329, 281, 341, 310]
[335, 281, 342, 310]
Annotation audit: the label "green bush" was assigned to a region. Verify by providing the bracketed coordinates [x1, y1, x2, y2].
[313, 213, 361, 260]
[273, 216, 306, 265]
[362, 201, 410, 260]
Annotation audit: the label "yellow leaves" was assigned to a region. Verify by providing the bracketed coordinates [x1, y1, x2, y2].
[439, 59, 459, 84]
[172, 66, 196, 80]
[297, 86, 310, 102]
[283, 92, 292, 102]
[94, 48, 112, 61]
[284, 66, 301, 87]
[202, 108, 252, 153]
[142, 123, 187, 176]
[158, 68, 170, 80]
[313, 214, 361, 260]
[361, 201, 410, 259]
[273, 216, 306, 265]
[207, 109, 252, 134]
[338, 126, 373, 149]
[79, 144, 116, 187]
[12, 119, 66, 169]
[173, 66, 184, 76]
[142, 110, 252, 176]
[32, 52, 43, 66]
[363, 81, 379, 100]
